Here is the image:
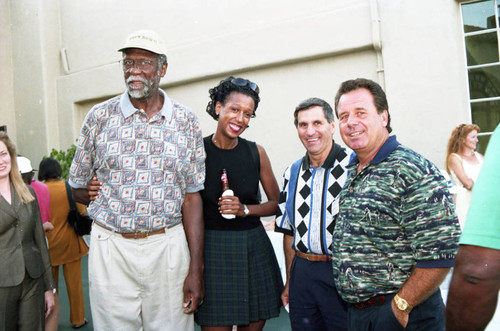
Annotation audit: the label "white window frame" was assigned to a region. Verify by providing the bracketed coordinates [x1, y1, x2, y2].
[458, 0, 500, 147]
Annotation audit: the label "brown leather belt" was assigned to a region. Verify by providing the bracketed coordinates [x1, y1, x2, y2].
[120, 228, 165, 239]
[296, 251, 332, 262]
[352, 295, 387, 309]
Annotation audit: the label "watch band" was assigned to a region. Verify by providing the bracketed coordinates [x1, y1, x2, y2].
[243, 204, 250, 217]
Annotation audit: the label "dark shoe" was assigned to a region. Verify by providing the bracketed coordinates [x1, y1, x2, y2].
[72, 319, 88, 329]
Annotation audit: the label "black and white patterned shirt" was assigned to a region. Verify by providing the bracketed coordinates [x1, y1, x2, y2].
[275, 142, 350, 255]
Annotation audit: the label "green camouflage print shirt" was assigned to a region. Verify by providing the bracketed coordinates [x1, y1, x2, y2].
[332, 136, 461, 303]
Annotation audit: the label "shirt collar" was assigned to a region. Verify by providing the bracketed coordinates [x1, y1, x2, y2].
[348, 135, 400, 167]
[302, 140, 338, 170]
[119, 89, 174, 121]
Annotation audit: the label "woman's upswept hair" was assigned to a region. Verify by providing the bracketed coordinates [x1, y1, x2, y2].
[206, 76, 260, 121]
[445, 123, 480, 173]
[0, 132, 34, 204]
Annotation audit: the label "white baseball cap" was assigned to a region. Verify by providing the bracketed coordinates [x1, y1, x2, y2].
[17, 156, 34, 174]
[118, 30, 168, 56]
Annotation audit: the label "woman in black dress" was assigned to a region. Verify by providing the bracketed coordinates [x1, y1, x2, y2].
[195, 77, 283, 331]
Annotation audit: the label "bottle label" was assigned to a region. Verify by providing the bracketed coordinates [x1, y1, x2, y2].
[221, 173, 228, 182]
[221, 189, 235, 219]
[221, 189, 234, 197]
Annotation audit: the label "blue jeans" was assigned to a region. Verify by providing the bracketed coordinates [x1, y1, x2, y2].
[289, 256, 348, 331]
[348, 290, 445, 331]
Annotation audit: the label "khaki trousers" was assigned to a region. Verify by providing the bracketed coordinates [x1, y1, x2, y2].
[89, 223, 193, 331]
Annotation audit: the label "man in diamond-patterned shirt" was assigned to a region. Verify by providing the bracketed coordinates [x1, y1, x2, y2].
[275, 98, 349, 330]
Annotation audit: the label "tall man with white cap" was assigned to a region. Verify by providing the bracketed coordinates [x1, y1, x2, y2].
[69, 30, 206, 330]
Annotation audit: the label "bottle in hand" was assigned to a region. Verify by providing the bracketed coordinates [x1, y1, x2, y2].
[221, 169, 235, 219]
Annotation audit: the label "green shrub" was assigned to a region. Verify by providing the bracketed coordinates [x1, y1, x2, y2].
[46, 144, 76, 180]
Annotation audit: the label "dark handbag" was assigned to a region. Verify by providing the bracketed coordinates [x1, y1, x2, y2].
[65, 182, 92, 236]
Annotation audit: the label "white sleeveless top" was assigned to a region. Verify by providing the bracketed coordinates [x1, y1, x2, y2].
[449, 152, 483, 228]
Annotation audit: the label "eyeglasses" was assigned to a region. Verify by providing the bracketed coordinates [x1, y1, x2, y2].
[230, 78, 260, 94]
[120, 59, 156, 72]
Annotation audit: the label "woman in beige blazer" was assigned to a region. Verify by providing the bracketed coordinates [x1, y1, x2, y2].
[0, 132, 56, 330]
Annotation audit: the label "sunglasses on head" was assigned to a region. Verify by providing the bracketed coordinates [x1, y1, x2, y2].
[230, 78, 260, 94]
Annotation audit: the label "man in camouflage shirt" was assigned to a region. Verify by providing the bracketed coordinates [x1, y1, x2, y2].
[332, 78, 461, 330]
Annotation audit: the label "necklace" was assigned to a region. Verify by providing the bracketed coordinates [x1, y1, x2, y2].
[212, 135, 237, 150]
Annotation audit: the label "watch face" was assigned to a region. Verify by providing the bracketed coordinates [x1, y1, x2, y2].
[399, 301, 408, 310]
[395, 295, 412, 312]
[396, 297, 411, 312]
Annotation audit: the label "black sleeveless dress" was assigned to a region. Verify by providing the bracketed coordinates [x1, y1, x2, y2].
[194, 135, 283, 326]
[201, 135, 261, 231]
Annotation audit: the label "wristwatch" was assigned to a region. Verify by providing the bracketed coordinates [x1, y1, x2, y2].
[394, 294, 413, 313]
[243, 204, 250, 217]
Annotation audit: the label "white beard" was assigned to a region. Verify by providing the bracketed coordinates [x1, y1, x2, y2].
[128, 84, 151, 99]
[126, 75, 158, 100]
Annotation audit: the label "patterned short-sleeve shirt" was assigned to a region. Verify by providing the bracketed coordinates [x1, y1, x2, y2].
[275, 142, 350, 255]
[331, 136, 461, 303]
[69, 90, 206, 233]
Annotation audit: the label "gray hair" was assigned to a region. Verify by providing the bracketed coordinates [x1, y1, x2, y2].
[157, 54, 167, 76]
[158, 54, 167, 66]
[293, 97, 334, 127]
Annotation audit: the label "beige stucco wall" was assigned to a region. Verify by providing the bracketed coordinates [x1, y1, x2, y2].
[381, 1, 471, 166]
[9, 0, 48, 159]
[0, 0, 16, 139]
[1, 0, 469, 177]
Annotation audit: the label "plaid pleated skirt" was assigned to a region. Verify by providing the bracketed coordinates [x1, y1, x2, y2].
[194, 225, 284, 327]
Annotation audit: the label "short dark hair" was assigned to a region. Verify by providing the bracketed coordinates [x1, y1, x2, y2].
[293, 97, 334, 127]
[38, 157, 62, 181]
[206, 76, 260, 121]
[21, 171, 34, 185]
[334, 78, 392, 133]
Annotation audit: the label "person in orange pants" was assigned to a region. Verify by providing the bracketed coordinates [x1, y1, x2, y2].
[39, 158, 89, 328]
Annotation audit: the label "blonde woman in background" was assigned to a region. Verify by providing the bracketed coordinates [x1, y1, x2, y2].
[446, 124, 484, 228]
[0, 132, 55, 330]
